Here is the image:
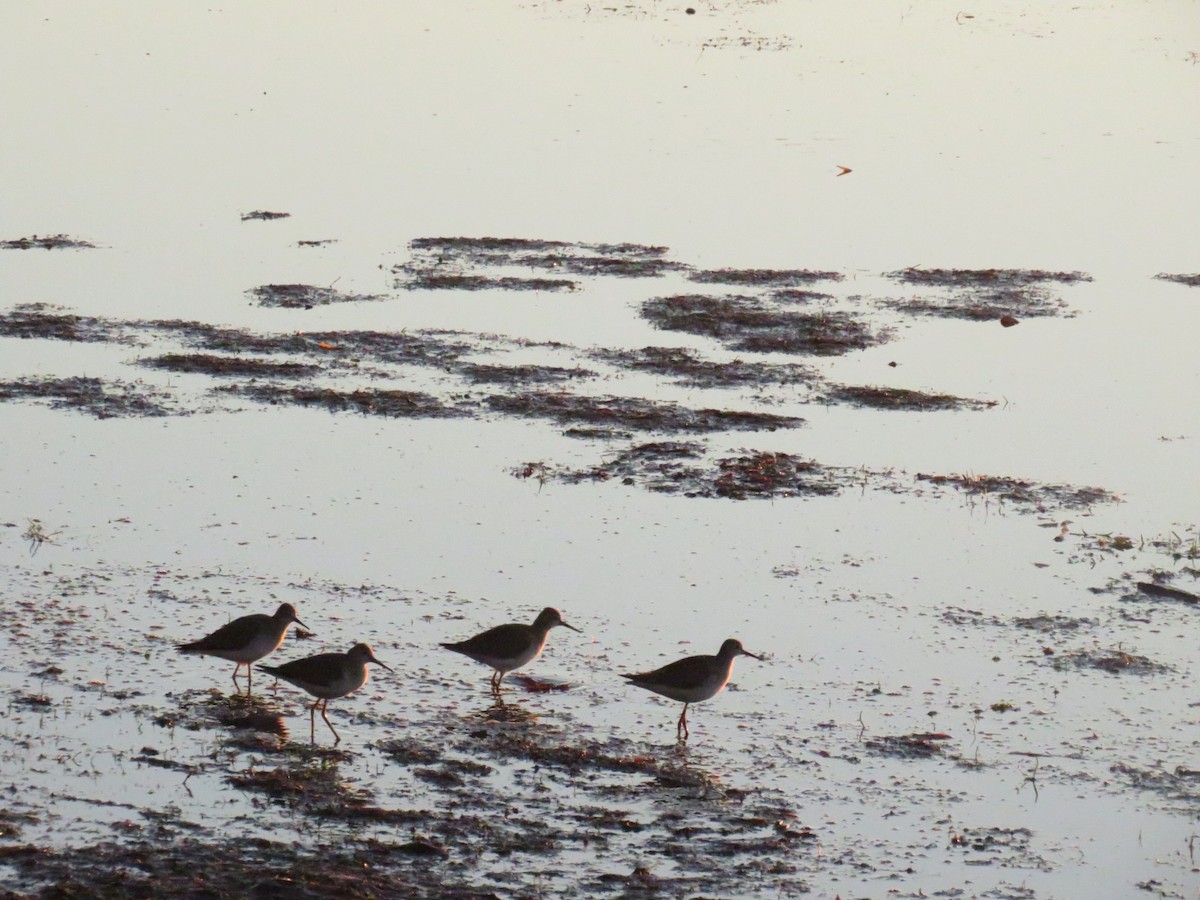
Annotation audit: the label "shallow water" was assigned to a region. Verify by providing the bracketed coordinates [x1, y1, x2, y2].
[2, 1, 1199, 897]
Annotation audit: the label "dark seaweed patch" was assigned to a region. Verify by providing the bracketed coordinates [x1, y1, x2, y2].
[378, 738, 443, 766]
[1049, 647, 1169, 675]
[864, 732, 951, 759]
[1110, 762, 1200, 805]
[220, 384, 465, 418]
[0, 376, 172, 418]
[914, 472, 1119, 512]
[547, 444, 847, 499]
[455, 362, 594, 385]
[485, 391, 803, 434]
[688, 268, 843, 287]
[770, 288, 835, 303]
[409, 236, 669, 265]
[141, 353, 319, 378]
[248, 283, 383, 308]
[0, 303, 128, 343]
[1134, 581, 1200, 604]
[642, 295, 881, 355]
[593, 346, 818, 389]
[1155, 273, 1200, 288]
[296, 238, 337, 247]
[1011, 614, 1096, 633]
[542, 440, 703, 489]
[395, 269, 578, 292]
[151, 321, 473, 366]
[0, 234, 96, 250]
[883, 268, 1089, 322]
[887, 268, 1091, 287]
[885, 288, 1070, 321]
[0, 836, 456, 898]
[227, 761, 424, 825]
[240, 210, 290, 221]
[513, 253, 683, 278]
[397, 236, 684, 286]
[948, 826, 1049, 870]
[410, 236, 575, 259]
[711, 451, 840, 499]
[823, 385, 993, 411]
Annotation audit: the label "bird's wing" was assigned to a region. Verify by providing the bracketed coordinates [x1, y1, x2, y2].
[624, 655, 713, 691]
[446, 623, 529, 659]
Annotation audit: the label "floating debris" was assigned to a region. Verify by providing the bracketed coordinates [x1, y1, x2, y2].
[240, 210, 290, 221]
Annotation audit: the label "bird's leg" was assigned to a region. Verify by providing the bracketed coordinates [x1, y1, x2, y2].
[231, 663, 242, 693]
[247, 663, 253, 697]
[309, 699, 319, 745]
[321, 699, 340, 745]
[677, 703, 690, 741]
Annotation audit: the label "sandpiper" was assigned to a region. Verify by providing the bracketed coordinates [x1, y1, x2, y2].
[621, 638, 762, 740]
[177, 602, 307, 695]
[441, 607, 580, 696]
[257, 642, 391, 744]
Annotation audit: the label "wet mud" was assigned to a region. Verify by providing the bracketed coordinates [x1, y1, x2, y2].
[0, 518, 1198, 899]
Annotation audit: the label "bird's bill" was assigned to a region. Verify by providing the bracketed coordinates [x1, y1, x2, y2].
[741, 648, 764, 660]
[290, 613, 310, 630]
[366, 650, 394, 671]
[560, 622, 582, 633]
